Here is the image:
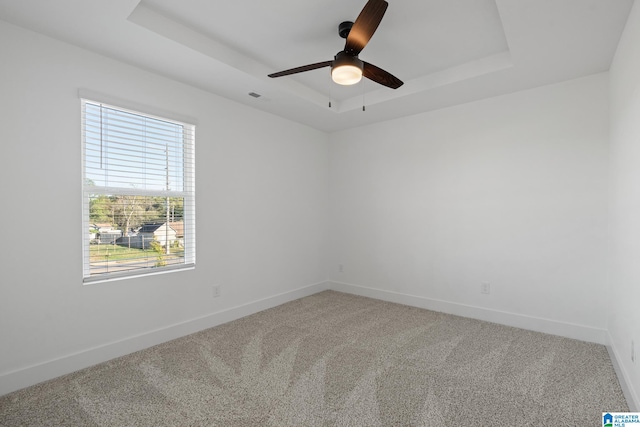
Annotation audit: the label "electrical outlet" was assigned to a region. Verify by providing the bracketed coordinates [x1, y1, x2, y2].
[212, 286, 221, 298]
[632, 340, 636, 363]
[481, 282, 491, 295]
[338, 264, 344, 273]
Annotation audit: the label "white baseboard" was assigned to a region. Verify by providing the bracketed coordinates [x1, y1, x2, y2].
[4, 279, 630, 407]
[328, 281, 607, 344]
[0, 281, 330, 397]
[606, 332, 640, 411]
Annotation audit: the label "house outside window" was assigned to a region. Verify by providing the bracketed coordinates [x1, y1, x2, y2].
[81, 99, 195, 283]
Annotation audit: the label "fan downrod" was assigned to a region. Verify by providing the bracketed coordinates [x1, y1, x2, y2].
[338, 21, 354, 39]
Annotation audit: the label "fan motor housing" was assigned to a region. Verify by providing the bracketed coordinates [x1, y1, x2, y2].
[333, 51, 363, 70]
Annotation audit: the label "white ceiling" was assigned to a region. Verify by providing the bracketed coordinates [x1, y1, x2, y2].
[0, 0, 634, 132]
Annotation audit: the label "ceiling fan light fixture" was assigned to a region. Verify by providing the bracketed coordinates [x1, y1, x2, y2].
[332, 65, 363, 85]
[268, 0, 403, 89]
[331, 52, 363, 85]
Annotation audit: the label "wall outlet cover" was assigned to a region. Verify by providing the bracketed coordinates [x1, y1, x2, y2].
[481, 282, 491, 294]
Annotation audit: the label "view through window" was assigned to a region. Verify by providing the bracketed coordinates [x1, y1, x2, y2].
[81, 100, 195, 283]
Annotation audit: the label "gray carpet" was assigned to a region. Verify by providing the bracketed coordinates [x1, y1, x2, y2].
[0, 291, 629, 426]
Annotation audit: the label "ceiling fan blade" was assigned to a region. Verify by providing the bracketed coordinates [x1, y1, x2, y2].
[344, 0, 388, 56]
[363, 62, 403, 89]
[268, 61, 332, 78]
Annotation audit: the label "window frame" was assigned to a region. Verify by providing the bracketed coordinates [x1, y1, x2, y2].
[81, 97, 196, 284]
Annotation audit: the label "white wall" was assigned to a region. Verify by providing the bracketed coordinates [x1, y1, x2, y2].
[328, 73, 610, 343]
[609, 0, 640, 410]
[0, 20, 329, 395]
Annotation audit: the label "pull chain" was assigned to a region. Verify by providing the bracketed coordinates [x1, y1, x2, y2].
[329, 72, 333, 108]
[362, 78, 366, 111]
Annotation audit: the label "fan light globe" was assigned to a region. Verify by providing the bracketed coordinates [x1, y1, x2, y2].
[332, 65, 363, 85]
[331, 52, 364, 86]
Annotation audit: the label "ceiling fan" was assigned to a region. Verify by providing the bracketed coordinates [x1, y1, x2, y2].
[268, 0, 403, 89]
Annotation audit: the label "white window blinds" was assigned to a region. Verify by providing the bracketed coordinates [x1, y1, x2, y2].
[81, 99, 195, 283]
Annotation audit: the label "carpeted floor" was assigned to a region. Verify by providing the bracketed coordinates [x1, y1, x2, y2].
[0, 291, 629, 426]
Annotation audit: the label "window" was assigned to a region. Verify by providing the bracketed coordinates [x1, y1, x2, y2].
[81, 99, 195, 283]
